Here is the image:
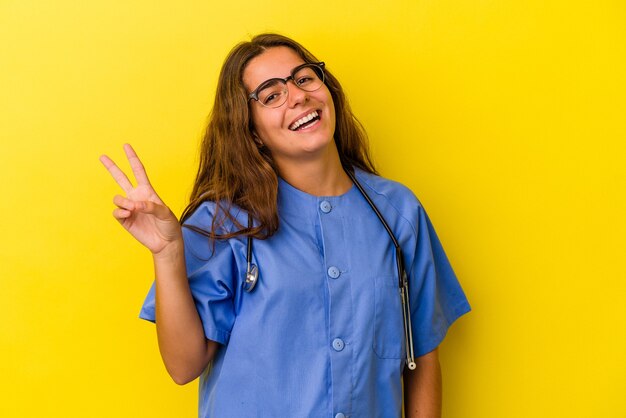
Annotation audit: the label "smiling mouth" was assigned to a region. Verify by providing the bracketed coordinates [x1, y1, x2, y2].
[289, 110, 321, 131]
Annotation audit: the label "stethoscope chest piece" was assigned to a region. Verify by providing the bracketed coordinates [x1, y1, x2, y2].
[244, 263, 258, 292]
[244, 213, 259, 293]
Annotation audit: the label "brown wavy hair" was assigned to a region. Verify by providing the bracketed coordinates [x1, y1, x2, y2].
[180, 33, 377, 239]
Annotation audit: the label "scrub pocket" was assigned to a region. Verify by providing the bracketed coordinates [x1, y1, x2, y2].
[373, 275, 405, 359]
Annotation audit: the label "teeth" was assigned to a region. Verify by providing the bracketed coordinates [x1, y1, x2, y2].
[290, 111, 319, 130]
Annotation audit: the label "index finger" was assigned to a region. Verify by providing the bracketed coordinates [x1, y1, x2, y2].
[99, 154, 134, 193]
[123, 143, 152, 186]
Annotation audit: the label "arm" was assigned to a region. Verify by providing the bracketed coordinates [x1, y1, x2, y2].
[403, 348, 442, 418]
[100, 144, 218, 385]
[153, 239, 219, 385]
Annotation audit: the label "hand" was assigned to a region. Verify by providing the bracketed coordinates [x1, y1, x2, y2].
[100, 144, 182, 255]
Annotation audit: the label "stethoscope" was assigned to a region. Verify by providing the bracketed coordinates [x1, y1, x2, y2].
[243, 170, 417, 370]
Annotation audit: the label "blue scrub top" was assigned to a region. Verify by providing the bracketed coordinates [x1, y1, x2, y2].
[140, 168, 470, 418]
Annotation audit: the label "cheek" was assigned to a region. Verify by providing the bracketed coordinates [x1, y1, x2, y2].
[323, 91, 336, 126]
[251, 108, 283, 139]
[321, 87, 336, 114]
[250, 108, 269, 133]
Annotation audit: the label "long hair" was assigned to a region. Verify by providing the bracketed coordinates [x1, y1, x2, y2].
[180, 33, 377, 239]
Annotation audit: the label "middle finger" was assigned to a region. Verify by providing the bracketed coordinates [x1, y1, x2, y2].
[123, 144, 151, 186]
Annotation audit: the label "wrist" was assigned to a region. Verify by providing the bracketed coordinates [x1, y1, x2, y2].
[153, 238, 185, 263]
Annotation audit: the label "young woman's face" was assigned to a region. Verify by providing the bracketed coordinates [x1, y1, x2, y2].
[244, 46, 336, 168]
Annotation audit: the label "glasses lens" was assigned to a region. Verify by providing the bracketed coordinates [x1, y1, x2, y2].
[293, 64, 324, 92]
[253, 64, 324, 108]
[257, 80, 288, 108]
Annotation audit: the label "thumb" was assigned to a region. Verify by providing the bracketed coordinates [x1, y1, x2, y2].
[137, 200, 175, 220]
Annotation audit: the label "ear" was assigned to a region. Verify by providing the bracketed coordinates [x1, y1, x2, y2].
[252, 131, 264, 147]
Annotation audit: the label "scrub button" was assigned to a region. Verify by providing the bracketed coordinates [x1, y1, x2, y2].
[332, 338, 345, 351]
[319, 200, 332, 213]
[327, 266, 340, 279]
[335, 414, 346, 418]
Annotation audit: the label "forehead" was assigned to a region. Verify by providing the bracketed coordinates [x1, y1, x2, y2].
[243, 46, 306, 91]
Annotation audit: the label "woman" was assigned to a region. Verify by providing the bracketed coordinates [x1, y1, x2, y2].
[100, 33, 470, 418]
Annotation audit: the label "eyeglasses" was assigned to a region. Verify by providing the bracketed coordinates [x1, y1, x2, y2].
[248, 62, 325, 108]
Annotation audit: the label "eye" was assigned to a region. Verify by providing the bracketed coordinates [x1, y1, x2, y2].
[293, 65, 321, 88]
[257, 80, 286, 105]
[261, 88, 287, 105]
[263, 92, 279, 105]
[296, 75, 314, 86]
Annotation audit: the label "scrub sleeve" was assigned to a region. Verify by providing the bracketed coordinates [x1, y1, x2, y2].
[408, 204, 470, 357]
[139, 203, 239, 346]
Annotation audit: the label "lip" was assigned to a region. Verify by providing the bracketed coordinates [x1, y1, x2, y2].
[288, 109, 322, 131]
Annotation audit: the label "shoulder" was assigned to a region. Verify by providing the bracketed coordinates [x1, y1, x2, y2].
[181, 201, 246, 262]
[182, 200, 247, 234]
[354, 168, 424, 222]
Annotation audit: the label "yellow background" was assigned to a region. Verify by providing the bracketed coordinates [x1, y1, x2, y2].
[1, 0, 624, 416]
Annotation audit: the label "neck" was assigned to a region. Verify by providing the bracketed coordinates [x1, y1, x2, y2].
[276, 144, 352, 196]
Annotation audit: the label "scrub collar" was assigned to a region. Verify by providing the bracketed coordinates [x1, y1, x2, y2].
[277, 171, 359, 221]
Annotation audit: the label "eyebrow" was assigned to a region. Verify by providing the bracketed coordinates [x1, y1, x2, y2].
[248, 63, 307, 93]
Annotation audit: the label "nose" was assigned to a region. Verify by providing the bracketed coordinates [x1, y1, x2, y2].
[285, 80, 307, 108]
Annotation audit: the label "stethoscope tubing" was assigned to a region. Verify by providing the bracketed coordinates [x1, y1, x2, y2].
[347, 170, 417, 370]
[244, 170, 417, 370]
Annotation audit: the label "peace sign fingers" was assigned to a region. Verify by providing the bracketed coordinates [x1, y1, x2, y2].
[99, 144, 181, 253]
[99, 143, 156, 195]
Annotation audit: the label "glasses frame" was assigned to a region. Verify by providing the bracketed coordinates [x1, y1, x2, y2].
[247, 62, 326, 108]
